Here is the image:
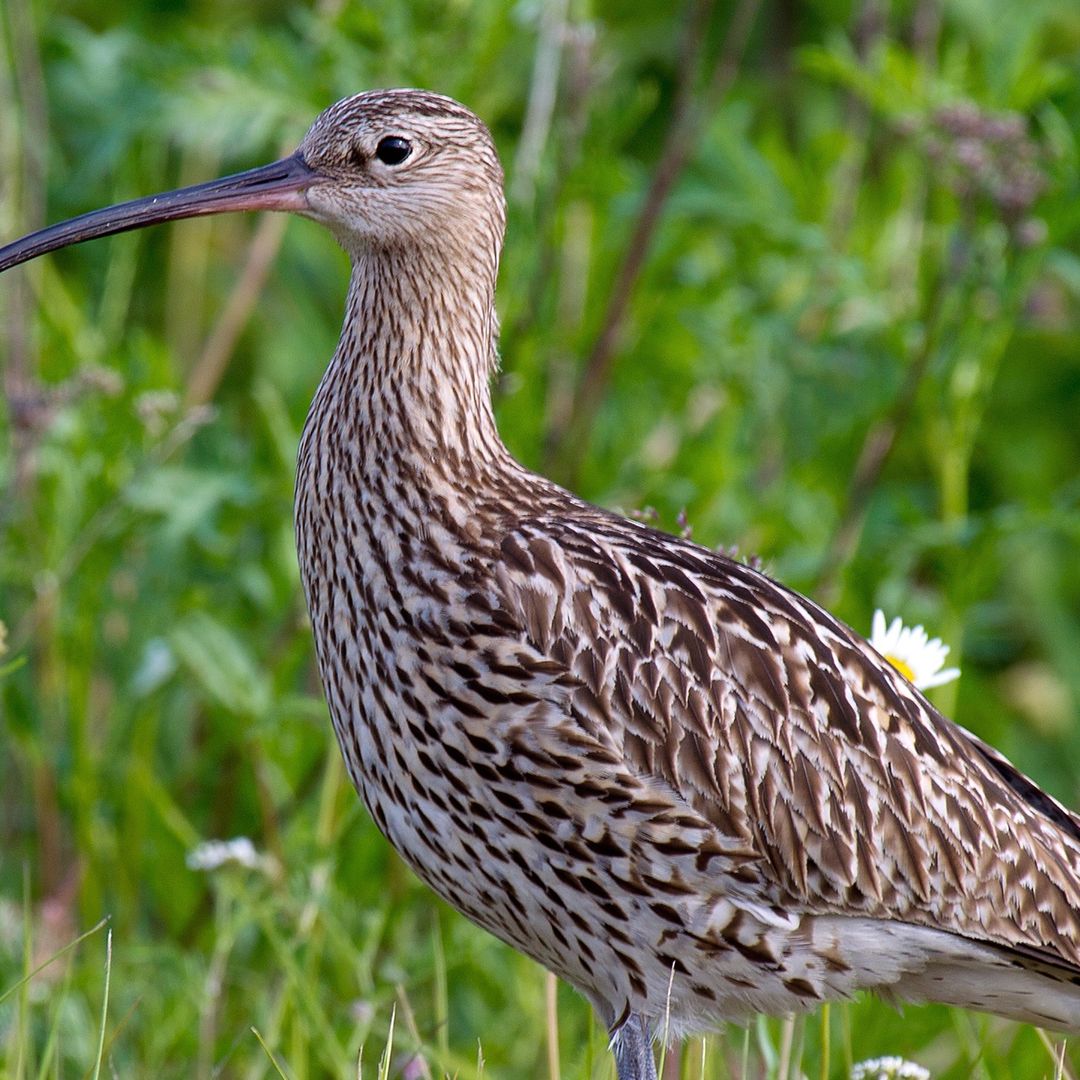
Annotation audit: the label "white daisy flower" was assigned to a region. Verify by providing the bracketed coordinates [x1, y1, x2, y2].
[870, 610, 960, 691]
[852, 1057, 931, 1080]
[186, 836, 275, 874]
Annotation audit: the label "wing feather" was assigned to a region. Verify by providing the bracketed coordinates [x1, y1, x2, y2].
[490, 508, 1080, 972]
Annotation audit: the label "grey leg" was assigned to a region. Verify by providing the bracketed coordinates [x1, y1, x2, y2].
[612, 1013, 658, 1080]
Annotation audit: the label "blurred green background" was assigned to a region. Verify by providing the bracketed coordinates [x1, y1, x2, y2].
[2, 0, 1080, 1076]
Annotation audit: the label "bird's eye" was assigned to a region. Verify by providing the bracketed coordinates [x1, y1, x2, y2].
[375, 136, 412, 166]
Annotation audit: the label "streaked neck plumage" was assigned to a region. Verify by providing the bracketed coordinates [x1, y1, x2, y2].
[306, 237, 513, 487]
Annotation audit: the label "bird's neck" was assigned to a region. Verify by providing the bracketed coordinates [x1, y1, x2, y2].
[311, 245, 512, 482]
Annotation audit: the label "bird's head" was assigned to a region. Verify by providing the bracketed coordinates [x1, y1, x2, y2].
[0, 89, 506, 273]
[298, 90, 506, 259]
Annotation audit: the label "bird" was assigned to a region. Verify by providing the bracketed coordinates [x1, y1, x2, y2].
[3, 88, 1080, 1079]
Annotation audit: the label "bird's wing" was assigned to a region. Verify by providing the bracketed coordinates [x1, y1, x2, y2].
[490, 509, 1080, 970]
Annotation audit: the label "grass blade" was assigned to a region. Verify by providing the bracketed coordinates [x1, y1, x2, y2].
[251, 1027, 291, 1079]
[89, 929, 112, 1080]
[377, 1005, 397, 1080]
[0, 916, 110, 1009]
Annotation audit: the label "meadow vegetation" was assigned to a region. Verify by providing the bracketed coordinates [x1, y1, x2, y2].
[2, 0, 1080, 1075]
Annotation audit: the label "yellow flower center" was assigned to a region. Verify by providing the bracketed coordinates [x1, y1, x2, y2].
[885, 654, 916, 683]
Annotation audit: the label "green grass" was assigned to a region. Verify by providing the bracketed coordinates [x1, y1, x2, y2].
[2, 0, 1080, 1076]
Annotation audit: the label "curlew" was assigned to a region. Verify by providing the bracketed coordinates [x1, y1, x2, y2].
[3, 89, 1080, 1079]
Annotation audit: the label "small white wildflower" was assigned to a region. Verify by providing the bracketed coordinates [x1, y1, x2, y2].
[870, 610, 961, 691]
[852, 1056, 931, 1080]
[186, 837, 274, 874]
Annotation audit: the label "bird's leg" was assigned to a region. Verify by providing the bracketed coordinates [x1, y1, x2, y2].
[612, 1013, 658, 1080]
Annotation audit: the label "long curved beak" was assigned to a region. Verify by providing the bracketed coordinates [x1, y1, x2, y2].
[0, 153, 318, 272]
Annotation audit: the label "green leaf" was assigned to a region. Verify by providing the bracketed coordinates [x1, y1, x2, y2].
[170, 610, 271, 717]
